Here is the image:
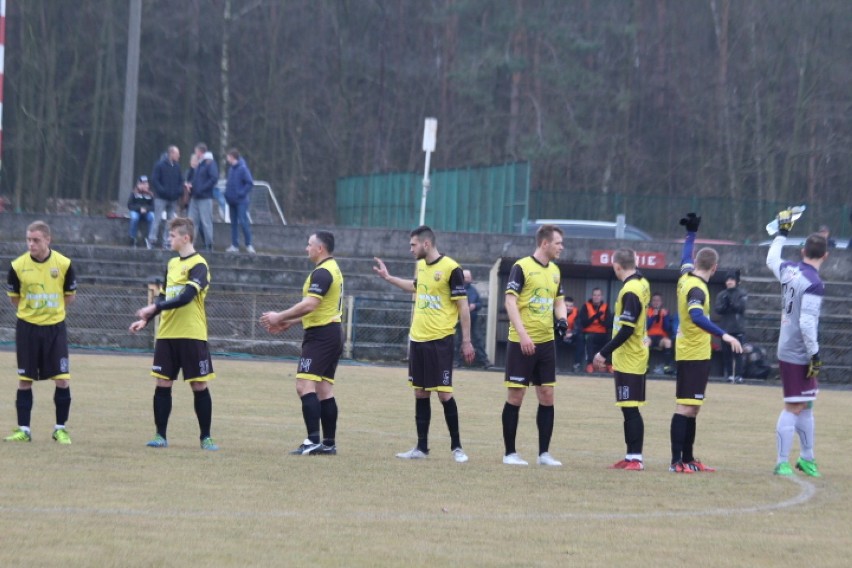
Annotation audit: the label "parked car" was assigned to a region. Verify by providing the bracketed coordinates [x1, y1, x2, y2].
[518, 219, 653, 241]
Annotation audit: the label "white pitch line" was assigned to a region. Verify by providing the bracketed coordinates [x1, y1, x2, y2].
[0, 476, 815, 522]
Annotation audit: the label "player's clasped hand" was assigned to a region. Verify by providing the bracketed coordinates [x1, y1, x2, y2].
[807, 354, 822, 379]
[679, 212, 701, 232]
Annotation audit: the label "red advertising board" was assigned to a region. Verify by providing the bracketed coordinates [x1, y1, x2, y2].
[590, 250, 667, 269]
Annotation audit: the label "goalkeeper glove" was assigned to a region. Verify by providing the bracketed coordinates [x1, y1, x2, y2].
[807, 354, 821, 379]
[555, 318, 569, 339]
[679, 212, 701, 233]
[777, 209, 795, 236]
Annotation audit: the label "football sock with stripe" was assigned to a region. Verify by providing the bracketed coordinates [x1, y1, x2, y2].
[682, 416, 697, 463]
[153, 386, 172, 439]
[299, 392, 321, 445]
[320, 397, 338, 446]
[415, 397, 431, 453]
[193, 388, 213, 440]
[502, 402, 520, 455]
[621, 406, 644, 455]
[54, 386, 71, 426]
[670, 413, 688, 464]
[795, 407, 815, 461]
[15, 389, 33, 429]
[537, 404, 554, 455]
[776, 409, 796, 464]
[440, 397, 461, 450]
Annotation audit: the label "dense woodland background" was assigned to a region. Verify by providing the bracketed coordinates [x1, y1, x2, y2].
[2, 0, 851, 236]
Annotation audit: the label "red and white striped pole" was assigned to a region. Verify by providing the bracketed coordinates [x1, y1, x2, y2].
[0, 0, 6, 174]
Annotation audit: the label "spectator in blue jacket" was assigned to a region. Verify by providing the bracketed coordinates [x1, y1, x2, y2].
[148, 145, 183, 249]
[224, 148, 255, 255]
[188, 143, 219, 251]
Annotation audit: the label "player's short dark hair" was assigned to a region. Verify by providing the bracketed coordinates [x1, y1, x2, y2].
[410, 225, 435, 245]
[27, 220, 51, 238]
[694, 247, 718, 271]
[536, 224, 563, 246]
[313, 231, 335, 253]
[613, 248, 636, 270]
[169, 217, 195, 242]
[804, 234, 827, 259]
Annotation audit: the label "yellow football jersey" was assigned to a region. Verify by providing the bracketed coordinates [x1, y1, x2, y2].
[302, 258, 344, 329]
[676, 272, 711, 361]
[157, 253, 210, 340]
[7, 250, 76, 326]
[505, 256, 564, 344]
[409, 255, 466, 342]
[612, 274, 650, 374]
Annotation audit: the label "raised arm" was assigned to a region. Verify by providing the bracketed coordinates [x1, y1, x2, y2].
[679, 213, 701, 274]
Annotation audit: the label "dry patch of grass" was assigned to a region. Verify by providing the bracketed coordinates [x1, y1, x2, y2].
[0, 351, 849, 567]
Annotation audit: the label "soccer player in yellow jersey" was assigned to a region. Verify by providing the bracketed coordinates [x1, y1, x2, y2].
[373, 225, 474, 463]
[669, 213, 742, 473]
[593, 249, 650, 471]
[130, 218, 218, 451]
[4, 221, 77, 444]
[260, 231, 344, 456]
[503, 224, 568, 467]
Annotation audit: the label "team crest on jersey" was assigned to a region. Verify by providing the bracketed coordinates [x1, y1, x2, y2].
[552, 274, 559, 284]
[50, 268, 60, 279]
[433, 271, 443, 282]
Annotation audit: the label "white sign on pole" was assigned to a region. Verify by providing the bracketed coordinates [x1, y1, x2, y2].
[419, 118, 438, 226]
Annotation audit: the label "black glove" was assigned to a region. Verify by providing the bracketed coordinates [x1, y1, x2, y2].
[807, 353, 821, 379]
[679, 213, 701, 233]
[555, 318, 569, 339]
[777, 209, 794, 236]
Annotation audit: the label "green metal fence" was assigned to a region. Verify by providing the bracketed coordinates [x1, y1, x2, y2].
[336, 162, 530, 234]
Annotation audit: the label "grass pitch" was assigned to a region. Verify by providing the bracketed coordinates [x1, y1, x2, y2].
[0, 351, 850, 567]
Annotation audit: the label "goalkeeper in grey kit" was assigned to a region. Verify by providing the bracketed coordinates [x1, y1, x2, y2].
[766, 208, 829, 478]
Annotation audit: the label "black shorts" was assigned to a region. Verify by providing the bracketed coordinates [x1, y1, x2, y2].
[614, 371, 646, 406]
[152, 338, 215, 382]
[297, 323, 343, 383]
[675, 359, 711, 405]
[15, 319, 70, 381]
[408, 335, 454, 392]
[504, 340, 556, 388]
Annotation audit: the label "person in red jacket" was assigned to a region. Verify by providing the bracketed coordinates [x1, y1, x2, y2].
[579, 288, 612, 373]
[647, 293, 675, 374]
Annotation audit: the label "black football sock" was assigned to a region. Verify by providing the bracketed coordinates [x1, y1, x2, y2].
[502, 402, 520, 455]
[415, 397, 431, 453]
[153, 386, 172, 438]
[670, 413, 688, 464]
[53, 386, 71, 426]
[16, 389, 33, 428]
[537, 404, 555, 455]
[299, 392, 321, 444]
[320, 397, 338, 446]
[682, 416, 697, 463]
[193, 388, 213, 440]
[621, 406, 644, 455]
[440, 397, 461, 450]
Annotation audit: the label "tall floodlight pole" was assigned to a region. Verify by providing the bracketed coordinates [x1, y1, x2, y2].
[419, 118, 437, 226]
[117, 0, 142, 208]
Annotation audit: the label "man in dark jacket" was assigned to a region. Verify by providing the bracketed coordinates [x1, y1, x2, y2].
[188, 143, 219, 251]
[148, 145, 183, 249]
[715, 270, 748, 383]
[224, 149, 255, 254]
[127, 175, 155, 248]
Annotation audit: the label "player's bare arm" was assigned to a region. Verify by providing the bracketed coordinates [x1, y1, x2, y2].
[505, 293, 534, 355]
[260, 296, 320, 332]
[456, 298, 476, 364]
[372, 257, 415, 293]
